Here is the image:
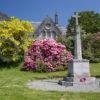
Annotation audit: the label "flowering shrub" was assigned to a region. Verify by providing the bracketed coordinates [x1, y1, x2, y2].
[0, 17, 34, 62]
[23, 39, 73, 72]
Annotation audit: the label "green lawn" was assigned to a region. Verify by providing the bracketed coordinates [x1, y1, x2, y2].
[0, 63, 100, 100]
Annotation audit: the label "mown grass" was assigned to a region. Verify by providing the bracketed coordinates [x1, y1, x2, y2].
[0, 63, 100, 100]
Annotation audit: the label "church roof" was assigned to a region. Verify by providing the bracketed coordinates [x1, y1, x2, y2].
[31, 22, 41, 29]
[32, 16, 63, 36]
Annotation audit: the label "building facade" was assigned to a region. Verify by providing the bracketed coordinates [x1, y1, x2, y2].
[32, 13, 66, 40]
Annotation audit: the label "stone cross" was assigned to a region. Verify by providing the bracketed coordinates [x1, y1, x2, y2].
[58, 12, 94, 87]
[73, 12, 82, 60]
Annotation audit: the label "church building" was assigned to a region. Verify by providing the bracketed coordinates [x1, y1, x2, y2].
[32, 13, 66, 40]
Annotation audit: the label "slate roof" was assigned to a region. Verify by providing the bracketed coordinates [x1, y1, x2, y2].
[31, 16, 66, 37]
[0, 12, 9, 21]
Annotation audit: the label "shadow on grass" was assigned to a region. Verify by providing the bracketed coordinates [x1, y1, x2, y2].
[0, 59, 23, 69]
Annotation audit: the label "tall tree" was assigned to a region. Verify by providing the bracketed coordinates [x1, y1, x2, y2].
[67, 11, 100, 34]
[57, 11, 100, 62]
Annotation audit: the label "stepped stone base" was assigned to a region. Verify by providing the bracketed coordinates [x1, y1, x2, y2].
[58, 77, 96, 86]
[58, 59, 96, 86]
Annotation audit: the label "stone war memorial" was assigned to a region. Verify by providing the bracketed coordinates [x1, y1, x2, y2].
[1, 1, 100, 99]
[59, 12, 96, 86]
[27, 12, 100, 92]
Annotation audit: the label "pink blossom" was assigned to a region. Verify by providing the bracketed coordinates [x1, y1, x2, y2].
[23, 39, 73, 72]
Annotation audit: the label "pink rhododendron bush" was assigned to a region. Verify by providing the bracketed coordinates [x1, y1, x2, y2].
[23, 39, 73, 72]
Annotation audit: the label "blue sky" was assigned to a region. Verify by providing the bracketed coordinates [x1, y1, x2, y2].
[0, 0, 100, 26]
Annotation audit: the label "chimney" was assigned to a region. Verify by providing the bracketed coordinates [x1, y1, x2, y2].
[55, 12, 58, 25]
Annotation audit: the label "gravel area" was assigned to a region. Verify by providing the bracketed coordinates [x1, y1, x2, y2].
[27, 79, 100, 92]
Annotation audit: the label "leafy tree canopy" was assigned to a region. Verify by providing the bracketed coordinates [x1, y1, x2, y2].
[0, 17, 34, 62]
[58, 11, 100, 62]
[67, 11, 100, 35]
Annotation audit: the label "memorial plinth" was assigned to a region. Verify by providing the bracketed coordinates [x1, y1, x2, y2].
[68, 59, 90, 77]
[59, 12, 96, 86]
[59, 59, 96, 86]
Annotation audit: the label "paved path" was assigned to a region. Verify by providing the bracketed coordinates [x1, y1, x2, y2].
[27, 79, 100, 92]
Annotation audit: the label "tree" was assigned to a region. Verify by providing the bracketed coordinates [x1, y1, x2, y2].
[0, 17, 34, 62]
[67, 11, 100, 34]
[57, 35, 74, 54]
[82, 33, 100, 62]
[66, 11, 100, 62]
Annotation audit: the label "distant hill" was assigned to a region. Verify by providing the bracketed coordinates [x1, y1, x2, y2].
[0, 11, 9, 21]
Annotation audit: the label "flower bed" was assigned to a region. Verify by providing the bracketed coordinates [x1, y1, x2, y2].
[23, 39, 73, 72]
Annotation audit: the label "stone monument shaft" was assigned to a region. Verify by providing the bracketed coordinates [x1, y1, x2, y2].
[58, 12, 95, 87]
[73, 12, 82, 60]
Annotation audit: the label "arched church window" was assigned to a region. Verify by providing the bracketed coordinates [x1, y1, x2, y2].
[42, 32, 46, 38]
[41, 29, 46, 39]
[52, 31, 56, 39]
[47, 30, 51, 38]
